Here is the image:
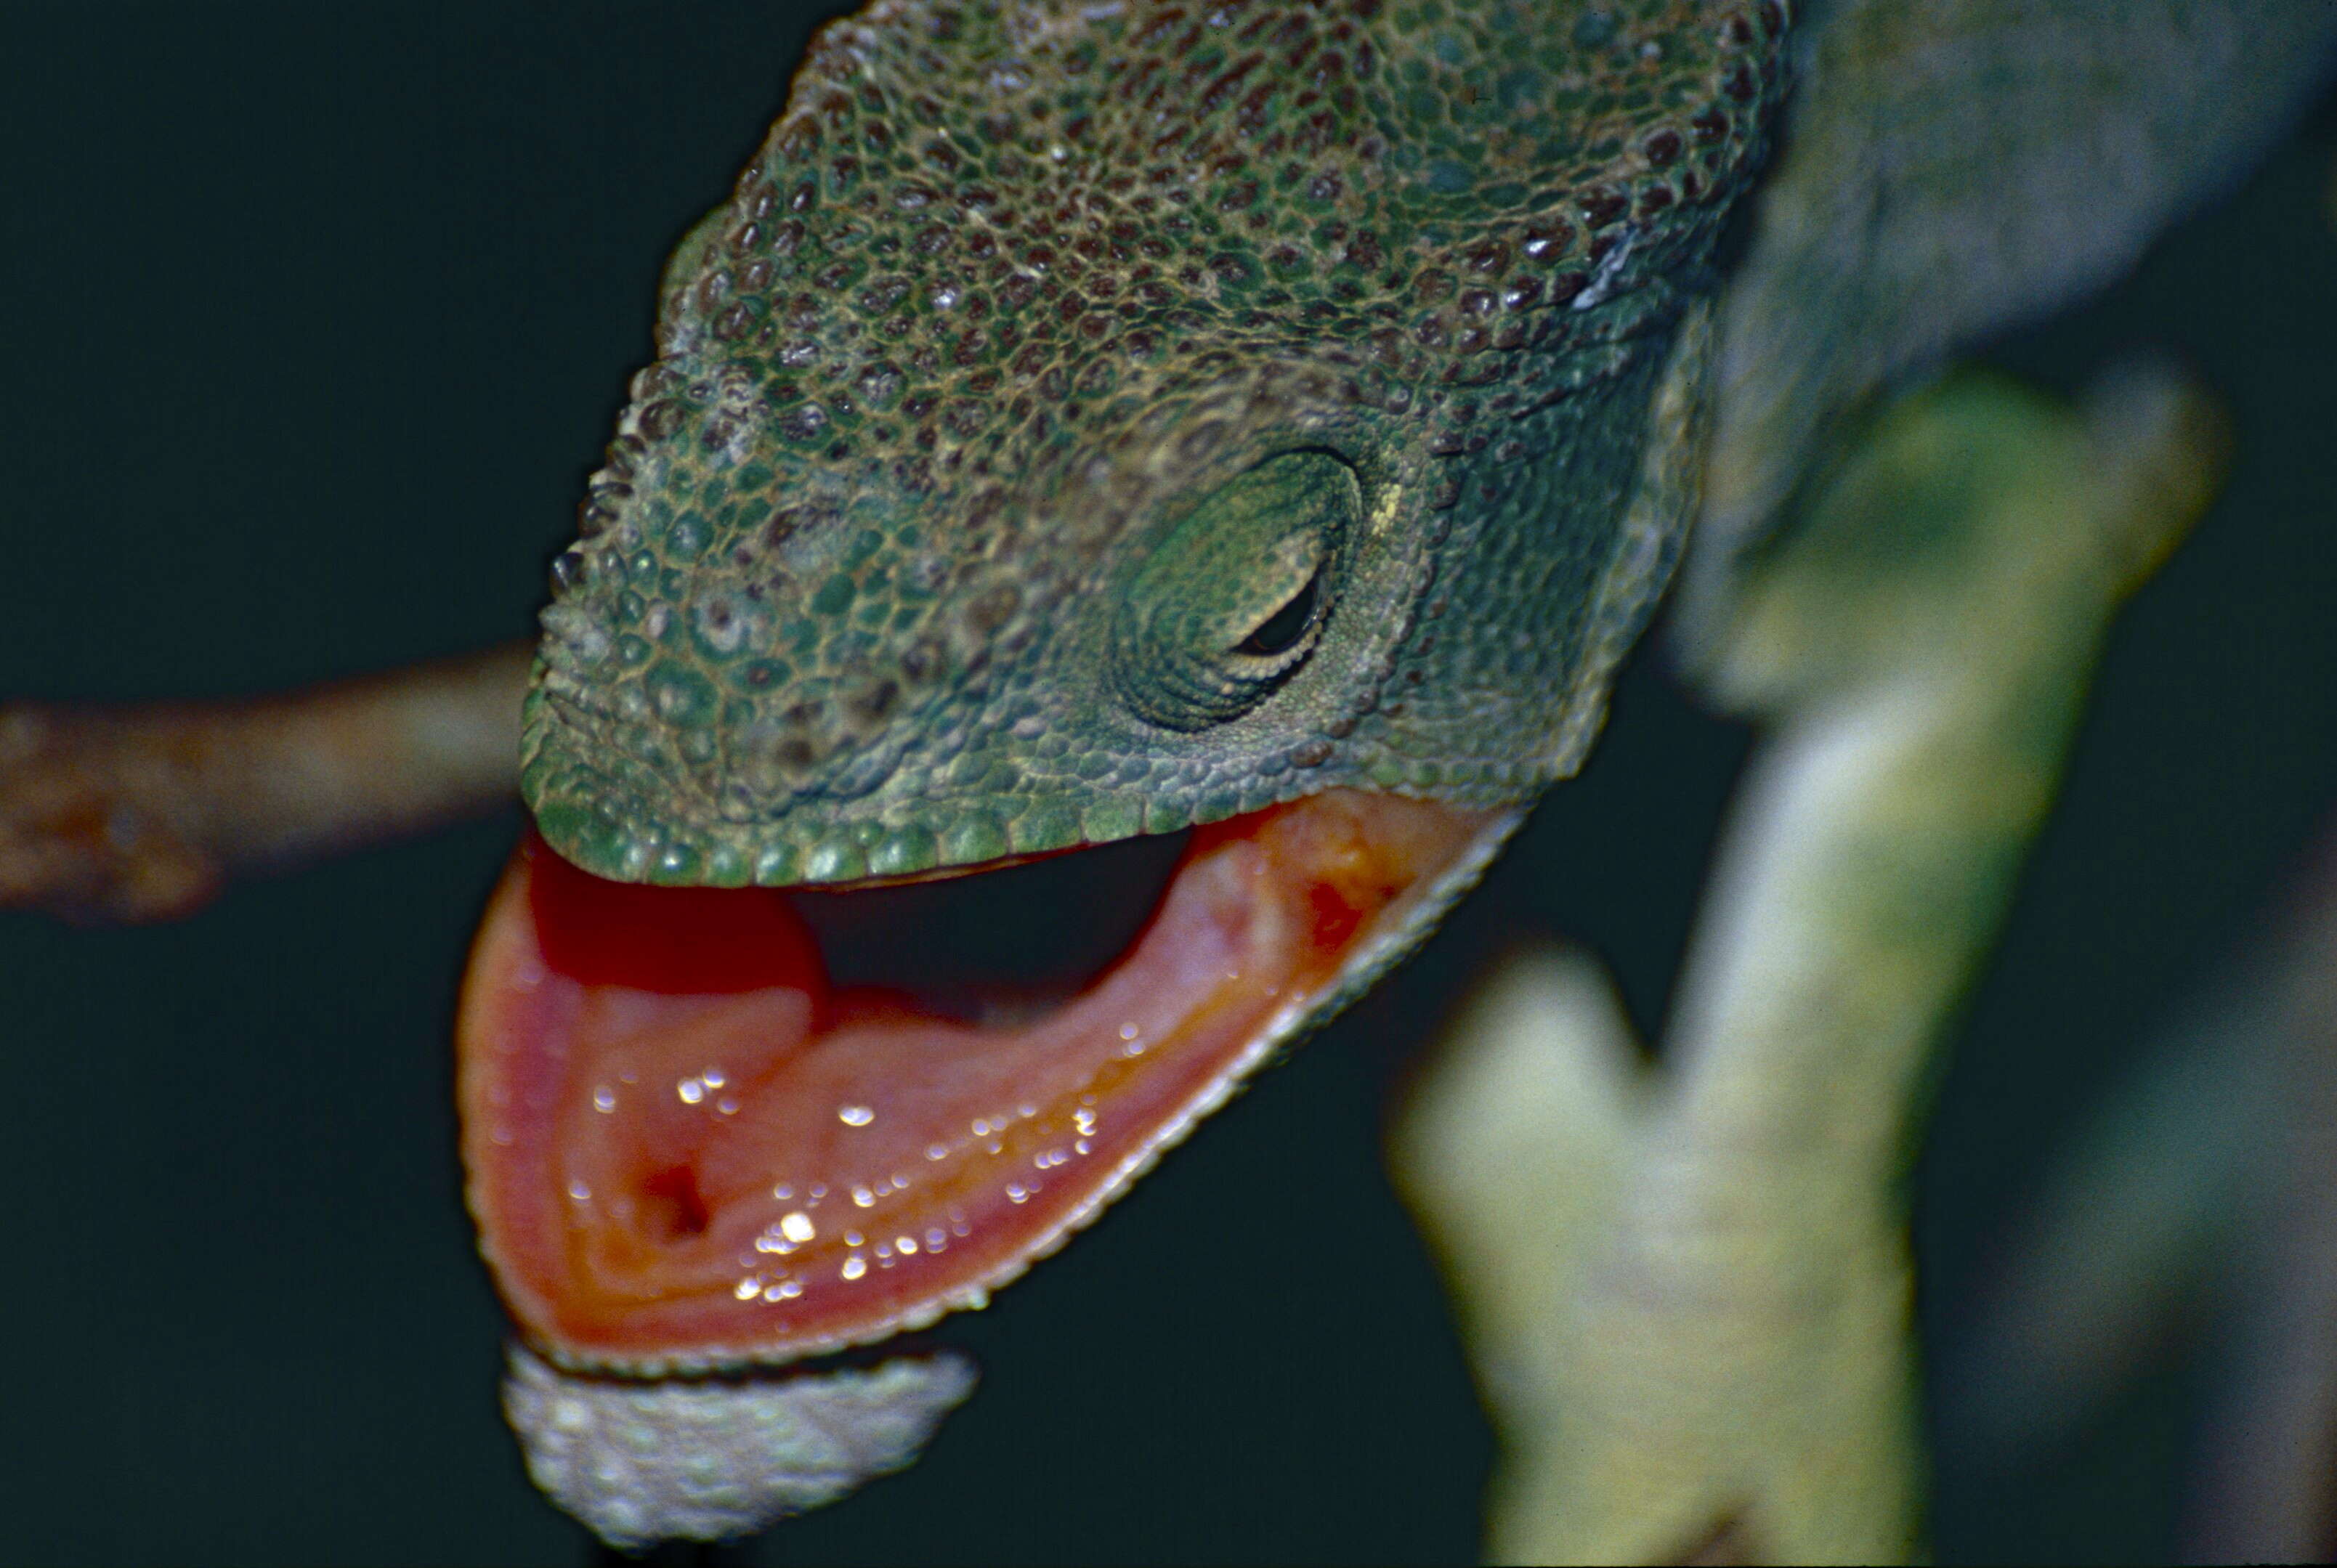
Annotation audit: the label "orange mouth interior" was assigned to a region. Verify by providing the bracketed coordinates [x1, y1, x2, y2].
[457, 789, 1499, 1373]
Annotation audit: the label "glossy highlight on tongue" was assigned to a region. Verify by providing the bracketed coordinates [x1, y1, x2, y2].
[458, 791, 1495, 1373]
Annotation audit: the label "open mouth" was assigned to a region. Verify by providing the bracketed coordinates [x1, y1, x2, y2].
[457, 789, 1515, 1374]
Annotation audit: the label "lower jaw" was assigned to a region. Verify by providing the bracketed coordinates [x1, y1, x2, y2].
[456, 789, 1518, 1376]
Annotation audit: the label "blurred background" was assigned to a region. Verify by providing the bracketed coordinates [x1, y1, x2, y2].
[0, 5, 2330, 1561]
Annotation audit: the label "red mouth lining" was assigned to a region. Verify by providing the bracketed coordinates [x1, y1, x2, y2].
[525, 824, 1190, 1029]
[458, 792, 1498, 1373]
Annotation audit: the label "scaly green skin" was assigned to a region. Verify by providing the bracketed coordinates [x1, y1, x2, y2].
[524, 0, 1788, 885]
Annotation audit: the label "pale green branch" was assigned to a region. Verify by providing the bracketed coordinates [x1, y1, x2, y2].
[1394, 367, 2224, 1564]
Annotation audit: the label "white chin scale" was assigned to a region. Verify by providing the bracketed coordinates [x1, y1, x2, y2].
[502, 1341, 977, 1550]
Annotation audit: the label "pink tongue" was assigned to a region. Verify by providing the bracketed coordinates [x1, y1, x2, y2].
[458, 793, 1492, 1372]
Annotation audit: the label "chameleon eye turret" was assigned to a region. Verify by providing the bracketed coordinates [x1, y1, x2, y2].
[1109, 450, 1355, 732]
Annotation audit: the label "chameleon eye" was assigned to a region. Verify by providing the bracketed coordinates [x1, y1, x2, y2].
[1236, 564, 1321, 658]
[1110, 450, 1358, 731]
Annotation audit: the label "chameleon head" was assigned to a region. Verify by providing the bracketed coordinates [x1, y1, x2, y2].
[519, 0, 1782, 887]
[465, 0, 1786, 1387]
[524, 344, 1476, 885]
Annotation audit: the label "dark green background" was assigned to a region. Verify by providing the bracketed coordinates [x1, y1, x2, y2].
[0, 6, 2330, 1561]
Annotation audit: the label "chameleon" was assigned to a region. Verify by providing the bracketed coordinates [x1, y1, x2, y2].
[2, 0, 2331, 1552]
[461, 0, 2337, 1378]
[461, 0, 1786, 1383]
